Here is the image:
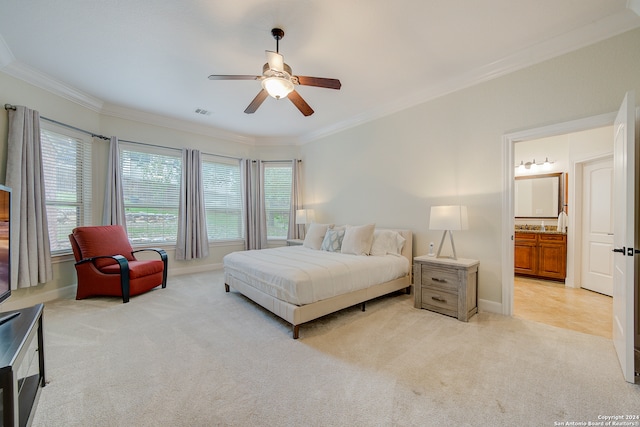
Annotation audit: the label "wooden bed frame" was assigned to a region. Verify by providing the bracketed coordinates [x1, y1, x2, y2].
[224, 229, 413, 339]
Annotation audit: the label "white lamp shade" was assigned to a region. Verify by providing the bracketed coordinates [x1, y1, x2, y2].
[295, 209, 315, 225]
[262, 76, 294, 99]
[429, 205, 468, 231]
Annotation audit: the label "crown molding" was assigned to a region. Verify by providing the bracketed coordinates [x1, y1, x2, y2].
[1, 60, 104, 112]
[99, 103, 257, 145]
[629, 0, 640, 16]
[1, 61, 257, 145]
[252, 135, 300, 146]
[2, 8, 639, 148]
[0, 34, 14, 68]
[298, 10, 640, 144]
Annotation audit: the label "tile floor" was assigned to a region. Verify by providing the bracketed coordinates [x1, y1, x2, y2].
[513, 276, 613, 339]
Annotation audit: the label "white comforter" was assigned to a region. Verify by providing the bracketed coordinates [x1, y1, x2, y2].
[223, 246, 410, 306]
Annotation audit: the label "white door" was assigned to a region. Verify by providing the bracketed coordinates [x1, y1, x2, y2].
[612, 91, 637, 383]
[581, 157, 614, 296]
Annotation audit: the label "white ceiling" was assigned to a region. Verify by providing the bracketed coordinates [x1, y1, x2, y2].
[1, 1, 639, 144]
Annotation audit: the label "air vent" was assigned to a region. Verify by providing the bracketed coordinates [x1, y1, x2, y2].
[195, 108, 212, 116]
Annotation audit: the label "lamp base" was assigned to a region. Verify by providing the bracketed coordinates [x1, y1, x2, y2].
[436, 230, 458, 260]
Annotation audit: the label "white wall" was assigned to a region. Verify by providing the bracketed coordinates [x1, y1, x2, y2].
[0, 72, 299, 309]
[2, 27, 640, 311]
[300, 28, 640, 310]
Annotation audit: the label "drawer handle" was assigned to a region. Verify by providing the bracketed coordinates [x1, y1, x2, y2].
[431, 277, 448, 283]
[431, 296, 447, 303]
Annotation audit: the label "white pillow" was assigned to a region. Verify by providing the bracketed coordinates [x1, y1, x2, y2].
[370, 229, 406, 256]
[303, 223, 333, 250]
[340, 223, 376, 255]
[321, 228, 346, 252]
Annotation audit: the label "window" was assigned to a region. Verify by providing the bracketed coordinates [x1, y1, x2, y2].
[41, 125, 92, 254]
[119, 143, 181, 245]
[201, 155, 243, 241]
[263, 163, 292, 239]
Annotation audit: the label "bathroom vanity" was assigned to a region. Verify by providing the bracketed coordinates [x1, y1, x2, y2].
[514, 230, 567, 281]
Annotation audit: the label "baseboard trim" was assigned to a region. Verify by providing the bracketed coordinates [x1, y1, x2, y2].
[1, 284, 77, 311]
[2, 264, 225, 311]
[168, 263, 223, 277]
[479, 298, 502, 315]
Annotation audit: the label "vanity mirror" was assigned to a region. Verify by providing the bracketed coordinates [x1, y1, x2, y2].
[515, 172, 563, 219]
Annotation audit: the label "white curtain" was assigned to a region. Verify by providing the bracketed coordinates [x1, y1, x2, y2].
[176, 149, 209, 260]
[241, 159, 267, 250]
[102, 136, 127, 226]
[288, 159, 303, 240]
[5, 106, 53, 289]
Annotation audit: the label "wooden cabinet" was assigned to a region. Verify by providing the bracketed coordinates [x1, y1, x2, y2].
[413, 256, 479, 322]
[514, 232, 566, 281]
[514, 232, 537, 275]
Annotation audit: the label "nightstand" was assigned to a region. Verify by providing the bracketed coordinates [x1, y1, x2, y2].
[413, 256, 479, 321]
[286, 239, 304, 246]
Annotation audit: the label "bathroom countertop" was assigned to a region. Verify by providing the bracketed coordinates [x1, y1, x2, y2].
[514, 228, 566, 235]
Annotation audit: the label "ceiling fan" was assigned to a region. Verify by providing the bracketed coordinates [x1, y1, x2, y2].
[208, 28, 341, 117]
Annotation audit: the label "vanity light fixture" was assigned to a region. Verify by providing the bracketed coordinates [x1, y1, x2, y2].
[516, 158, 554, 172]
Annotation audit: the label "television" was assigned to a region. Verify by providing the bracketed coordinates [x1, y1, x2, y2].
[0, 185, 10, 305]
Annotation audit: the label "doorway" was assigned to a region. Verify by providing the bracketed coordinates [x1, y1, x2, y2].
[511, 127, 614, 336]
[501, 112, 617, 319]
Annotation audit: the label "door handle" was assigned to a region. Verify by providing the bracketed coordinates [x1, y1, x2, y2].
[612, 247, 625, 253]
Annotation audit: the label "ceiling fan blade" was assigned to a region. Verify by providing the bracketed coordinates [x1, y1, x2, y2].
[295, 76, 341, 90]
[288, 90, 314, 116]
[244, 89, 269, 114]
[208, 75, 260, 80]
[265, 51, 284, 72]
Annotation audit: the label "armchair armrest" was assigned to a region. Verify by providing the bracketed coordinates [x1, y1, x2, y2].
[132, 248, 168, 289]
[75, 255, 131, 303]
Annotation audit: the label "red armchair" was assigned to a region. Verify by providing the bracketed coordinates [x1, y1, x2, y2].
[69, 225, 167, 303]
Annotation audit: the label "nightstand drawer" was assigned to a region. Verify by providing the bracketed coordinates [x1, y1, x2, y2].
[421, 265, 459, 293]
[421, 288, 457, 316]
[414, 256, 479, 322]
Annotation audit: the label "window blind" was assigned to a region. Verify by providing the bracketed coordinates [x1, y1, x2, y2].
[40, 126, 92, 253]
[119, 143, 181, 244]
[263, 163, 292, 239]
[201, 155, 243, 241]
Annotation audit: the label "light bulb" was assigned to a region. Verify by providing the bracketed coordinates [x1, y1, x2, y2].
[262, 77, 294, 99]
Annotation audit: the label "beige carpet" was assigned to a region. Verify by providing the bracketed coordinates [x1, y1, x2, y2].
[32, 270, 639, 426]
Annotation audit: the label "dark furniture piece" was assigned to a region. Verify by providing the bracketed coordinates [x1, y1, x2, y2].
[514, 231, 567, 281]
[0, 304, 45, 427]
[69, 225, 168, 303]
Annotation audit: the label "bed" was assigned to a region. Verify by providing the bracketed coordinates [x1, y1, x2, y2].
[223, 226, 412, 339]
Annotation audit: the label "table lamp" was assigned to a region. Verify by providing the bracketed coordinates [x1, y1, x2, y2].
[295, 209, 315, 238]
[429, 205, 468, 260]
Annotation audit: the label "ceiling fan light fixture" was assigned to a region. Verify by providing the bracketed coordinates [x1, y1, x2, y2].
[262, 76, 294, 99]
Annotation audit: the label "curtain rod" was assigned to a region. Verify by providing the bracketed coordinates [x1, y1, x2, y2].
[4, 103, 110, 140]
[5, 103, 289, 163]
[119, 139, 242, 161]
[253, 159, 302, 163]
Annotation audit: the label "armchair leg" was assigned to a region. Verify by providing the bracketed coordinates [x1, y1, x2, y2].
[160, 251, 168, 288]
[113, 255, 130, 303]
